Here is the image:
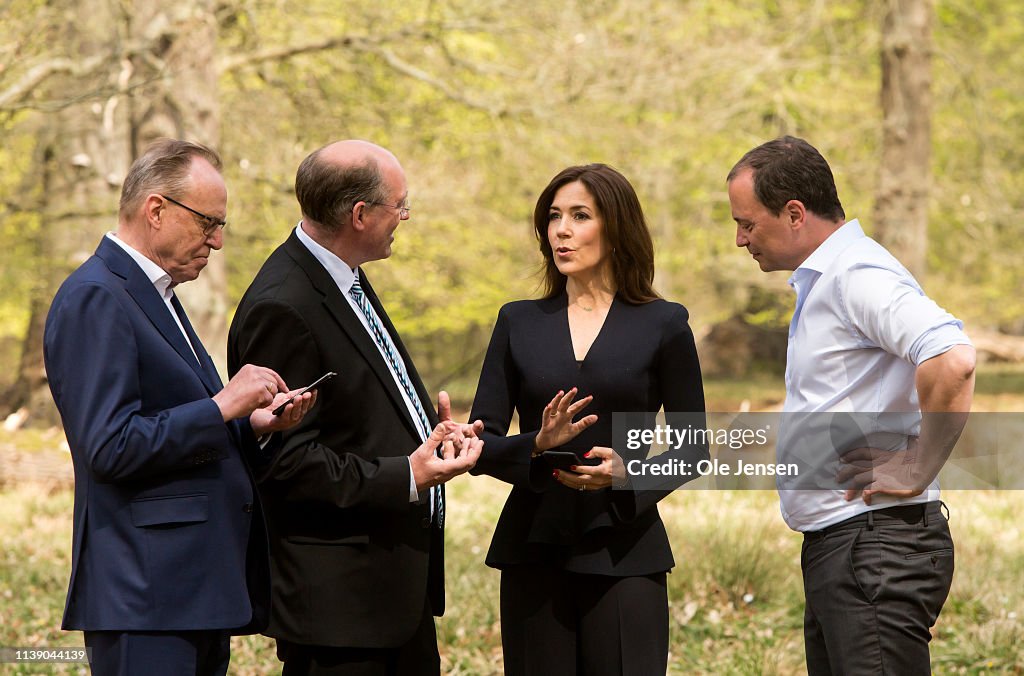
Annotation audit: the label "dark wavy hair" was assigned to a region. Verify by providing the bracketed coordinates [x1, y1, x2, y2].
[533, 164, 659, 304]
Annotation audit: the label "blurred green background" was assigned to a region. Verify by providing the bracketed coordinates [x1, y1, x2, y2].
[2, 1, 1023, 672]
[2, 0, 1023, 419]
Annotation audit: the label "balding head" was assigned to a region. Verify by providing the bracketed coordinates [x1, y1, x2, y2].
[295, 140, 401, 231]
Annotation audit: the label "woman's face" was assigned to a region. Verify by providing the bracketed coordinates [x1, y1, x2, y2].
[547, 181, 610, 281]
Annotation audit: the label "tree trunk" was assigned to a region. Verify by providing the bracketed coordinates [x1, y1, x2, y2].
[6, 0, 227, 425]
[127, 0, 228, 377]
[873, 0, 933, 281]
[9, 0, 132, 425]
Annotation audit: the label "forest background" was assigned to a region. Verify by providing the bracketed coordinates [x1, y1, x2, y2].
[1, 0, 1023, 673]
[1, 0, 1023, 413]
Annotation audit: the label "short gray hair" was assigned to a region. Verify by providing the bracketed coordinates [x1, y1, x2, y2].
[119, 139, 222, 219]
[294, 145, 389, 230]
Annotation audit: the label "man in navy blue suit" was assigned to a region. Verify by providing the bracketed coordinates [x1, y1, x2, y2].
[44, 139, 315, 676]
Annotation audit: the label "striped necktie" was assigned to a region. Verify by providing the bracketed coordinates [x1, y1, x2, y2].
[349, 273, 444, 526]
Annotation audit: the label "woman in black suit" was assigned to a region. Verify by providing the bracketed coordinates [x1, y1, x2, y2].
[469, 164, 706, 675]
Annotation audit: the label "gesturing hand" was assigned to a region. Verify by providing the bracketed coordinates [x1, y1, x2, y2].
[534, 387, 598, 452]
[437, 390, 484, 438]
[409, 423, 483, 492]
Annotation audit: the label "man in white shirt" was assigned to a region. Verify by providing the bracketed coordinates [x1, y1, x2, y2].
[726, 136, 976, 675]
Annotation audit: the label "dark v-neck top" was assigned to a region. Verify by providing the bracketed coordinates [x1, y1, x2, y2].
[469, 293, 706, 575]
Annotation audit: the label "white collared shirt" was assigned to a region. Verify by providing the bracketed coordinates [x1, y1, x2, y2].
[105, 232, 200, 364]
[295, 223, 425, 504]
[777, 220, 972, 531]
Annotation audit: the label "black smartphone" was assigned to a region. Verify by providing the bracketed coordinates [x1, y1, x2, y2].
[540, 451, 602, 472]
[272, 371, 336, 415]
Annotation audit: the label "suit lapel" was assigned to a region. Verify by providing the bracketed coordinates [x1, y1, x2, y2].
[95, 238, 220, 396]
[282, 234, 427, 438]
[170, 294, 224, 394]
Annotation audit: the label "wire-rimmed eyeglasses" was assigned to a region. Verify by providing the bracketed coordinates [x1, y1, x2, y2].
[161, 194, 227, 236]
[364, 200, 411, 218]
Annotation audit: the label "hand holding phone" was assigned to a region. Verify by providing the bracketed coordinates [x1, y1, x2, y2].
[272, 371, 336, 415]
[540, 451, 602, 472]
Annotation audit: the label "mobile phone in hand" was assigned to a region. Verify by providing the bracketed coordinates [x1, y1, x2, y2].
[540, 451, 602, 472]
[272, 371, 336, 415]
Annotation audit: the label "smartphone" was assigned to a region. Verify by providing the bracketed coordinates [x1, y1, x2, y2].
[272, 371, 336, 415]
[540, 451, 602, 472]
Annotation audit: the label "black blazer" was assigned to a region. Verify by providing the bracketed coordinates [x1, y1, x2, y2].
[469, 294, 706, 575]
[227, 230, 442, 649]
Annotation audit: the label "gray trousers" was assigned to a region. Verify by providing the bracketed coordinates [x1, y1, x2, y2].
[801, 501, 954, 675]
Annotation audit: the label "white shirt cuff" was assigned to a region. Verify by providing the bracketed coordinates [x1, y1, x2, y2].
[407, 457, 419, 502]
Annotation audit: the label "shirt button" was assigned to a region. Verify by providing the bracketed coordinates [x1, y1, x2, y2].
[242, 503, 254, 513]
[421, 517, 431, 528]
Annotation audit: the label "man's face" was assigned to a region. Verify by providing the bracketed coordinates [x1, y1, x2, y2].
[728, 168, 799, 273]
[152, 157, 226, 285]
[361, 161, 409, 262]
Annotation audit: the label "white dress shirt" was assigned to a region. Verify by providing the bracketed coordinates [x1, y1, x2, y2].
[777, 220, 972, 531]
[105, 232, 200, 364]
[295, 223, 426, 504]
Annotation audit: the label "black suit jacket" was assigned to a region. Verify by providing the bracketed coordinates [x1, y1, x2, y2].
[469, 295, 706, 575]
[43, 236, 270, 633]
[227, 230, 442, 649]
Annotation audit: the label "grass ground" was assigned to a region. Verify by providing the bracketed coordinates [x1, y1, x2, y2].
[1, 369, 1022, 674]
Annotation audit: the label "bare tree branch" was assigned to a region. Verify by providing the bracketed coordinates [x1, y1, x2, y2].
[217, 19, 520, 116]
[371, 46, 507, 116]
[2, 71, 167, 114]
[0, 55, 110, 109]
[217, 34, 373, 73]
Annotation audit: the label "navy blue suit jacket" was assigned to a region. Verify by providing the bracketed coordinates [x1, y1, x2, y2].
[43, 236, 270, 632]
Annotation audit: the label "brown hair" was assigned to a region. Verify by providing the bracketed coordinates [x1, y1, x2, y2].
[119, 139, 222, 219]
[533, 164, 659, 303]
[726, 135, 845, 221]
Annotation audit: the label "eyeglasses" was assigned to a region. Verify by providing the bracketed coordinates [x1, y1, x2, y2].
[160, 194, 227, 236]
[364, 200, 411, 218]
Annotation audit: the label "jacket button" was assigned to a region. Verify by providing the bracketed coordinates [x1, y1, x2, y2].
[421, 517, 430, 528]
[242, 503, 254, 513]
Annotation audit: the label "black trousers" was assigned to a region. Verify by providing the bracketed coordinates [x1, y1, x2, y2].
[801, 501, 954, 675]
[276, 599, 440, 676]
[499, 563, 669, 676]
[84, 630, 230, 676]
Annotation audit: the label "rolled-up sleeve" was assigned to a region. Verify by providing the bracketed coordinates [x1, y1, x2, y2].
[841, 265, 972, 365]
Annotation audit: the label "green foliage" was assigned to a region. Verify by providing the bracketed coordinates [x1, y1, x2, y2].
[930, 0, 1024, 331]
[0, 132, 41, 341]
[1, 0, 1023, 399]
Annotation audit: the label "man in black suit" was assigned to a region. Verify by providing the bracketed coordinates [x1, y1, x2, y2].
[227, 140, 482, 675]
